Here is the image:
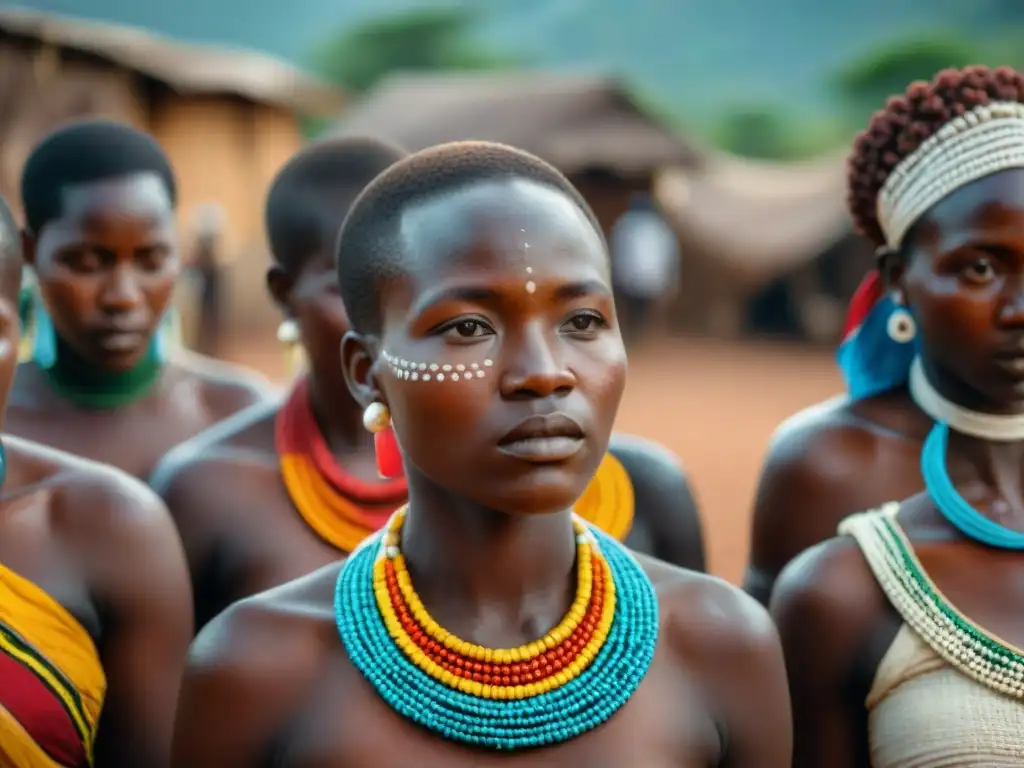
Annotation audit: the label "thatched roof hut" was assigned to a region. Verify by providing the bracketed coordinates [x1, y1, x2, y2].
[0, 7, 345, 333]
[334, 72, 700, 231]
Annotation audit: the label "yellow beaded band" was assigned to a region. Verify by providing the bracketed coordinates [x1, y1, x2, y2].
[383, 510, 595, 663]
[372, 507, 617, 700]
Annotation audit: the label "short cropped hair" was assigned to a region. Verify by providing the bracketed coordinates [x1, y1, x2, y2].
[336, 140, 602, 334]
[264, 135, 407, 273]
[20, 119, 177, 236]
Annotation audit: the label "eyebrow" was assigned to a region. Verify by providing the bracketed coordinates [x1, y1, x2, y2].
[414, 279, 610, 314]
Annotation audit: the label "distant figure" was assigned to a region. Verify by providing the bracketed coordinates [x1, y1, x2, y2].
[190, 203, 227, 357]
[610, 192, 679, 343]
[9, 121, 271, 480]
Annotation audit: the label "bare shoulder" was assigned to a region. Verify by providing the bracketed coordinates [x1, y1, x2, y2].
[9, 436, 187, 598]
[609, 433, 690, 480]
[640, 556, 778, 668]
[149, 399, 279, 498]
[608, 433, 696, 504]
[745, 392, 916, 601]
[182, 563, 341, 719]
[769, 534, 885, 663]
[172, 350, 276, 417]
[610, 433, 705, 570]
[11, 435, 176, 542]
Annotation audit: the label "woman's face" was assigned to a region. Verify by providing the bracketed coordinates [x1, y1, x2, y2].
[25, 173, 179, 371]
[352, 178, 626, 515]
[897, 167, 1024, 412]
[286, 249, 352, 393]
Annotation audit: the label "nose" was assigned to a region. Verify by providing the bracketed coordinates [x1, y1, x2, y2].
[99, 264, 144, 313]
[499, 323, 577, 400]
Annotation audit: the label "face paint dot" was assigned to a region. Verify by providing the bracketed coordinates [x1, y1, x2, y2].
[411, 372, 419, 380]
[423, 374, 431, 381]
[437, 374, 445, 381]
[484, 359, 493, 367]
[456, 364, 465, 371]
[452, 373, 460, 381]
[429, 364, 439, 371]
[418, 363, 426, 370]
[470, 363, 479, 370]
[475, 370, 485, 378]
[525, 281, 536, 294]
[442, 364, 452, 372]
[525, 266, 533, 274]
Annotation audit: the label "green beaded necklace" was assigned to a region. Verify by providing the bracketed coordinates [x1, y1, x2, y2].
[42, 334, 162, 410]
[841, 504, 1024, 698]
[29, 293, 165, 410]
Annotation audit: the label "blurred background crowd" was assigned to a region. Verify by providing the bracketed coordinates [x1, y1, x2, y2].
[4, 0, 1022, 580]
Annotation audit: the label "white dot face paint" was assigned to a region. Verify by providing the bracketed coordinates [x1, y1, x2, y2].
[382, 350, 493, 384]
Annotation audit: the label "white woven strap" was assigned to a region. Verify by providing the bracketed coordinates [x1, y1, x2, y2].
[877, 101, 1024, 249]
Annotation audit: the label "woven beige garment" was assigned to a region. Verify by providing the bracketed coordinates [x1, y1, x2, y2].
[867, 624, 1024, 766]
[841, 507, 1024, 767]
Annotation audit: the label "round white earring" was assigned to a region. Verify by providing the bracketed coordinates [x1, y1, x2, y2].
[362, 402, 391, 433]
[887, 307, 916, 343]
[277, 319, 299, 345]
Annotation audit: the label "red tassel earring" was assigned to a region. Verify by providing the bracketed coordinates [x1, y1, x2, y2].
[362, 402, 404, 479]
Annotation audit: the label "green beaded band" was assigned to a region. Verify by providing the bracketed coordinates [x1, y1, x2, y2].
[841, 505, 1024, 698]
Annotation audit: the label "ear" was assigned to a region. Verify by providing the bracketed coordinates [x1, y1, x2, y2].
[340, 330, 384, 410]
[20, 229, 36, 268]
[876, 245, 908, 303]
[266, 265, 296, 316]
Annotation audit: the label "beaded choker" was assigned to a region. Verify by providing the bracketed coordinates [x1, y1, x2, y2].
[276, 378, 407, 552]
[25, 293, 168, 410]
[909, 356, 1024, 441]
[909, 357, 1024, 549]
[336, 507, 659, 750]
[41, 334, 162, 410]
[841, 504, 1024, 698]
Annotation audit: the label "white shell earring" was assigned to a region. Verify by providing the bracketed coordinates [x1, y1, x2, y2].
[887, 306, 916, 343]
[277, 319, 300, 345]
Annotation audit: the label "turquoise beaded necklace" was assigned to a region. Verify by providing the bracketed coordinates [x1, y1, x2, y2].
[335, 518, 660, 750]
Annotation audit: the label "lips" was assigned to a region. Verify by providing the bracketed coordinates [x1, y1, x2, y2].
[497, 413, 586, 462]
[94, 329, 148, 353]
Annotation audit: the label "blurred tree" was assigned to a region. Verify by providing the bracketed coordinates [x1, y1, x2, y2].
[829, 32, 984, 122]
[713, 105, 844, 160]
[308, 6, 522, 94]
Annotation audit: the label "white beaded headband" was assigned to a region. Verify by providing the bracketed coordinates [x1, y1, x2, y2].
[876, 101, 1024, 249]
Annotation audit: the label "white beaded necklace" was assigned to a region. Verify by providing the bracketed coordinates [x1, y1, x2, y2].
[841, 505, 1024, 699]
[909, 356, 1024, 441]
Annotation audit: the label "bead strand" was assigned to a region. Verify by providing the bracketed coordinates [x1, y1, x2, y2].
[841, 505, 1024, 698]
[335, 508, 659, 750]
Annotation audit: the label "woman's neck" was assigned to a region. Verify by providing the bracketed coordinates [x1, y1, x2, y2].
[922, 357, 1024, 416]
[306, 375, 373, 455]
[400, 473, 578, 644]
[43, 333, 163, 409]
[947, 429, 1024, 522]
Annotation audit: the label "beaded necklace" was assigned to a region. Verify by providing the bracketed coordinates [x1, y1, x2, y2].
[40, 335, 162, 410]
[840, 504, 1024, 698]
[24, 293, 169, 410]
[336, 506, 659, 750]
[276, 378, 407, 552]
[909, 356, 1024, 549]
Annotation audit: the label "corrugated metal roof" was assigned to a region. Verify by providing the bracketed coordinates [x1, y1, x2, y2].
[0, 6, 344, 115]
[333, 72, 701, 175]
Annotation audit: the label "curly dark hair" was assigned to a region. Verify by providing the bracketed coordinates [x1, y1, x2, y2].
[846, 65, 1024, 247]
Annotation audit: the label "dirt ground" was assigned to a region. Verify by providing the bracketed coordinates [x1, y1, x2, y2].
[225, 335, 843, 584]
